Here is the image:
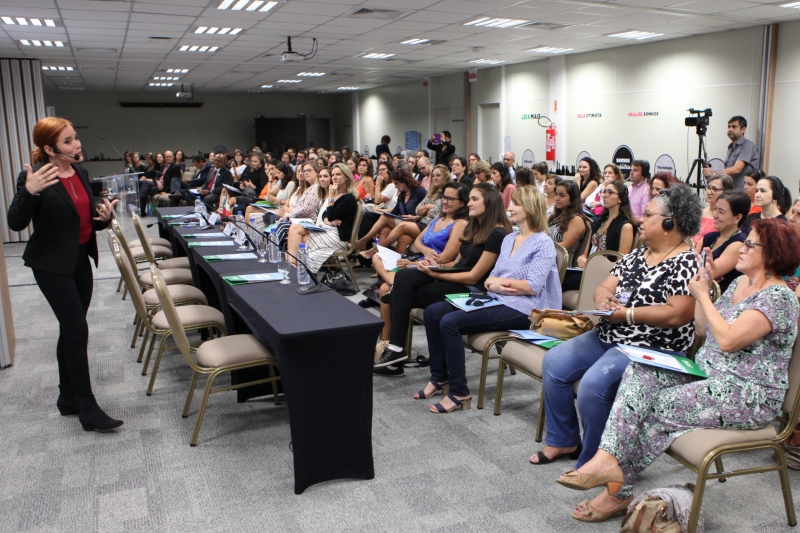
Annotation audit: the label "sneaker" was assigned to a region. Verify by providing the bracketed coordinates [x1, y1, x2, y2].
[374, 347, 408, 368]
[373, 364, 404, 376]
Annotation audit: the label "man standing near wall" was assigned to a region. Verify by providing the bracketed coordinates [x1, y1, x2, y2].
[376, 135, 392, 160]
[503, 151, 517, 185]
[628, 160, 651, 225]
[702, 115, 759, 190]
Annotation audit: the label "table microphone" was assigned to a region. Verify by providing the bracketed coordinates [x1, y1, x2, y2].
[147, 212, 198, 228]
[220, 216, 330, 295]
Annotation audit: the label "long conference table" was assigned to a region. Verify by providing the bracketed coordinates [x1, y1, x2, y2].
[155, 206, 384, 494]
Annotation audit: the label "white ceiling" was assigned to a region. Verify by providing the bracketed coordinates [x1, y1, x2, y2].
[1, 0, 798, 93]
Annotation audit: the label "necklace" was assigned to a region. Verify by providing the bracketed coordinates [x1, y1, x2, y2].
[711, 229, 740, 250]
[60, 175, 78, 199]
[646, 241, 684, 266]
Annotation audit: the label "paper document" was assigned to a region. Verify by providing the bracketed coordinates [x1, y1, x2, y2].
[445, 293, 503, 313]
[188, 188, 199, 195]
[224, 272, 283, 285]
[617, 344, 708, 378]
[299, 222, 326, 232]
[376, 245, 402, 271]
[187, 241, 235, 248]
[204, 253, 258, 262]
[508, 330, 565, 348]
[222, 184, 243, 195]
[183, 233, 227, 239]
[290, 218, 314, 225]
[162, 214, 194, 220]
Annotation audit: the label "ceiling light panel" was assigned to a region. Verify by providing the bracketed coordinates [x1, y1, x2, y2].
[20, 39, 65, 47]
[179, 45, 219, 52]
[218, 0, 277, 12]
[3, 17, 59, 27]
[297, 72, 325, 76]
[338, 87, 359, 90]
[464, 18, 529, 29]
[780, 1, 800, 7]
[362, 53, 394, 59]
[470, 59, 504, 65]
[401, 39, 429, 45]
[195, 26, 242, 35]
[527, 47, 573, 53]
[42, 66, 74, 71]
[260, 84, 273, 88]
[278, 79, 301, 83]
[153, 76, 180, 80]
[167, 68, 189, 74]
[609, 31, 663, 40]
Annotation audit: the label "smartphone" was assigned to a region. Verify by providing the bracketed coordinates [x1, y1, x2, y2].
[700, 250, 708, 269]
[432, 133, 442, 145]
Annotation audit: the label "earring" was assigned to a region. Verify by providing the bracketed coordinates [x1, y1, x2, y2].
[766, 271, 772, 279]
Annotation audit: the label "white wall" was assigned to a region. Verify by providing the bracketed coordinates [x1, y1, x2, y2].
[769, 19, 800, 197]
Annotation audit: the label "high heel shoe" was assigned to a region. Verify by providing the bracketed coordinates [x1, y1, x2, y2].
[529, 444, 582, 465]
[572, 494, 634, 523]
[430, 392, 471, 413]
[78, 396, 123, 432]
[413, 380, 449, 400]
[556, 466, 624, 494]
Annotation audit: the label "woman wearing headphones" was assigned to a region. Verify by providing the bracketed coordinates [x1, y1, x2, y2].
[531, 185, 701, 488]
[7, 117, 121, 432]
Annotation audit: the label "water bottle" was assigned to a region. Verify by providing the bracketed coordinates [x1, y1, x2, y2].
[249, 214, 258, 242]
[268, 227, 279, 263]
[297, 243, 311, 285]
[194, 197, 202, 213]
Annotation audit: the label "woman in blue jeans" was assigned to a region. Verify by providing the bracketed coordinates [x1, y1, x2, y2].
[418, 185, 562, 413]
[531, 184, 702, 466]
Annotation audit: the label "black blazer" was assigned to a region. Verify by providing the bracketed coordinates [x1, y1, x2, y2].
[7, 163, 109, 275]
[210, 167, 233, 195]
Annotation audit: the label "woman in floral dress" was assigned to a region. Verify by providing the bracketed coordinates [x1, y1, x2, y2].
[555, 218, 800, 523]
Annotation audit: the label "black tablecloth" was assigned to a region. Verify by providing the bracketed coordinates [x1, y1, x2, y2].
[156, 207, 384, 494]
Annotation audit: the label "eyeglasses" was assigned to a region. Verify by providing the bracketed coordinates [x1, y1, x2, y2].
[441, 196, 460, 203]
[707, 186, 725, 193]
[742, 240, 763, 252]
[600, 189, 618, 196]
[642, 210, 672, 220]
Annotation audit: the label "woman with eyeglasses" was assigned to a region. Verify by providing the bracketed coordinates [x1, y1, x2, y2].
[742, 175, 792, 234]
[694, 174, 734, 246]
[694, 190, 750, 294]
[565, 180, 635, 291]
[587, 164, 622, 216]
[559, 218, 800, 523]
[532, 186, 701, 505]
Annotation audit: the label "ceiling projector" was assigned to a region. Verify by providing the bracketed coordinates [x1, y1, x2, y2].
[281, 51, 303, 62]
[279, 36, 317, 62]
[175, 90, 193, 98]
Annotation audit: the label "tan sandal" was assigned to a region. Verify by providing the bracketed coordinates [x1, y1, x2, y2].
[572, 495, 633, 523]
[556, 466, 624, 494]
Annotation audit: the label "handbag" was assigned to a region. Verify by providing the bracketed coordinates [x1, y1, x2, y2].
[528, 309, 595, 340]
[320, 269, 357, 296]
[619, 498, 682, 533]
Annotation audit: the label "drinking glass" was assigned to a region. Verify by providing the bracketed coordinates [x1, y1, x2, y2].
[257, 235, 268, 263]
[278, 255, 291, 284]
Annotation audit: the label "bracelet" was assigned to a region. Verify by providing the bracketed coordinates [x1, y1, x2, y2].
[630, 306, 635, 325]
[626, 308, 633, 326]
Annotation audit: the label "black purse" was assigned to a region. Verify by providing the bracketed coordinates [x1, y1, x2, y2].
[320, 269, 357, 296]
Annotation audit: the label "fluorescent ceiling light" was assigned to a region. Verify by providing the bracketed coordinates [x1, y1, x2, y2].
[20, 39, 29, 45]
[1, 17, 13, 24]
[229, 28, 242, 35]
[401, 39, 429, 45]
[45, 19, 55, 27]
[42, 66, 74, 71]
[261, 84, 273, 88]
[247, 1, 263, 10]
[609, 30, 663, 40]
[196, 26, 241, 35]
[362, 53, 394, 59]
[231, 0, 250, 10]
[218, 0, 235, 8]
[149, 83, 174, 87]
[218, 28, 230, 34]
[167, 69, 189, 73]
[278, 79, 302, 83]
[338, 87, 359, 90]
[180, 45, 218, 52]
[32, 40, 41, 46]
[55, 41, 63, 47]
[154, 76, 180, 80]
[3, 17, 57, 26]
[297, 72, 325, 76]
[470, 59, 504, 65]
[31, 18, 41, 26]
[16, 17, 28, 25]
[780, 1, 800, 7]
[464, 17, 529, 28]
[260, 2, 278, 12]
[195, 27, 207, 33]
[527, 46, 573, 53]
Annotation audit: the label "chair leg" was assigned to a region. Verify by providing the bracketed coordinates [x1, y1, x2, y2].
[714, 457, 726, 482]
[122, 285, 128, 300]
[494, 359, 507, 416]
[183, 371, 200, 418]
[117, 276, 123, 293]
[535, 385, 546, 443]
[137, 329, 151, 363]
[146, 333, 171, 395]
[775, 444, 798, 526]
[268, 365, 280, 405]
[686, 468, 709, 533]
[131, 318, 141, 348]
[510, 367, 517, 375]
[343, 256, 360, 292]
[477, 347, 492, 410]
[406, 320, 414, 360]
[141, 332, 158, 373]
[190, 370, 220, 446]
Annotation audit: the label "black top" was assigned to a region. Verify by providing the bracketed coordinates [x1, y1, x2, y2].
[7, 163, 109, 275]
[455, 226, 508, 290]
[392, 186, 427, 216]
[702, 230, 746, 294]
[591, 212, 633, 257]
[247, 167, 268, 196]
[144, 164, 161, 180]
[742, 212, 787, 235]
[454, 173, 474, 188]
[375, 143, 391, 159]
[323, 193, 358, 241]
[426, 140, 456, 166]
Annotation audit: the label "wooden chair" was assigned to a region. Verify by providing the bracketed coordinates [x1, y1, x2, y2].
[150, 265, 281, 446]
[321, 200, 364, 292]
[665, 311, 800, 533]
[562, 250, 623, 311]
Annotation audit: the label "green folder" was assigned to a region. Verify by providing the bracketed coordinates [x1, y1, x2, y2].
[618, 344, 708, 378]
[204, 253, 258, 262]
[223, 273, 282, 285]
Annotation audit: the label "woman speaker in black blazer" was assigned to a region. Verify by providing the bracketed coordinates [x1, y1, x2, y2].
[7, 117, 122, 432]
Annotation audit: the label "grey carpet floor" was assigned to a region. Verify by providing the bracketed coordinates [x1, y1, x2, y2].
[1, 215, 799, 532]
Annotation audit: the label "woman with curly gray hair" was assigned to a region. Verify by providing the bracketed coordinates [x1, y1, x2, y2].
[531, 185, 702, 520]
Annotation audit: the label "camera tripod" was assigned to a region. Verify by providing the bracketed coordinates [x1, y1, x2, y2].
[686, 124, 709, 195]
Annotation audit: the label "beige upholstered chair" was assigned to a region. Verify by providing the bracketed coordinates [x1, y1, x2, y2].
[150, 265, 281, 446]
[321, 200, 364, 292]
[132, 213, 191, 270]
[554, 241, 568, 283]
[110, 217, 175, 296]
[109, 232, 207, 354]
[570, 219, 593, 268]
[665, 310, 800, 533]
[562, 250, 623, 311]
[110, 211, 172, 249]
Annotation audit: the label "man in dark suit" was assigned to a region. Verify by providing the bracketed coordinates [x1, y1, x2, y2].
[201, 153, 232, 210]
[181, 153, 215, 207]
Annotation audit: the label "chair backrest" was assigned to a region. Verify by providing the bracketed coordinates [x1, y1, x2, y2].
[711, 280, 721, 303]
[150, 265, 198, 370]
[132, 213, 157, 265]
[779, 313, 800, 441]
[554, 242, 569, 283]
[108, 231, 149, 320]
[111, 218, 144, 282]
[576, 250, 623, 311]
[345, 200, 364, 251]
[571, 218, 593, 267]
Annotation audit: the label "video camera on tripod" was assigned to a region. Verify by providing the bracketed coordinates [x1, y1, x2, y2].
[685, 108, 712, 130]
[685, 108, 713, 192]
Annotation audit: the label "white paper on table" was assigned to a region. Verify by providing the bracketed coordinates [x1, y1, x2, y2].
[188, 188, 199, 195]
[376, 245, 402, 270]
[290, 218, 314, 224]
[222, 223, 234, 236]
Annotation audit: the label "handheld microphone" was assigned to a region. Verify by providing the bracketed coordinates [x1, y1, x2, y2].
[220, 216, 330, 295]
[52, 147, 81, 161]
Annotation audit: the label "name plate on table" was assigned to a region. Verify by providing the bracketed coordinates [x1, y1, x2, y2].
[445, 293, 503, 313]
[187, 240, 235, 248]
[183, 233, 228, 239]
[204, 253, 258, 262]
[617, 344, 708, 378]
[509, 330, 564, 349]
[162, 214, 195, 220]
[224, 272, 283, 285]
[168, 221, 199, 226]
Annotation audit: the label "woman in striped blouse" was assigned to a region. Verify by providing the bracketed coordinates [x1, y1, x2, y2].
[417, 186, 562, 413]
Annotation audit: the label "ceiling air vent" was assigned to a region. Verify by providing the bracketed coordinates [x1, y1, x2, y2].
[517, 22, 577, 31]
[348, 8, 408, 20]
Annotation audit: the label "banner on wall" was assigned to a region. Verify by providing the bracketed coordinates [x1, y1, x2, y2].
[468, 68, 477, 83]
[522, 149, 535, 169]
[612, 145, 634, 179]
[576, 151, 591, 169]
[654, 154, 676, 178]
[405, 131, 420, 151]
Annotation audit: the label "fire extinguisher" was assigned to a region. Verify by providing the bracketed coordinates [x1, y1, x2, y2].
[546, 123, 557, 161]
